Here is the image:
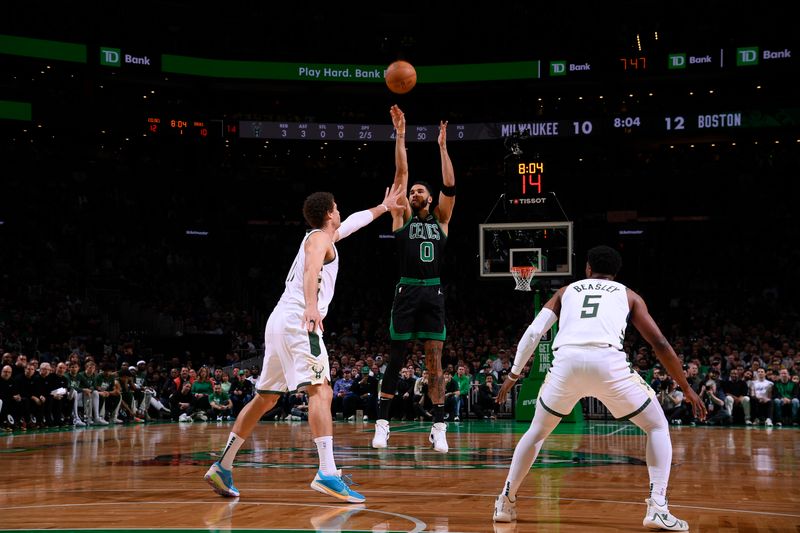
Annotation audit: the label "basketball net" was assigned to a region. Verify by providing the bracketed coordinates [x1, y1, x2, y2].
[511, 266, 537, 291]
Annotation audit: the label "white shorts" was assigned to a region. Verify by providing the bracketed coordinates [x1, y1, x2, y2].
[538, 345, 656, 420]
[255, 304, 331, 394]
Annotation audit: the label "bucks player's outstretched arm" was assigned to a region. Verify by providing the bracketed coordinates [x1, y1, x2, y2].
[627, 289, 707, 421]
[390, 105, 411, 231]
[333, 184, 404, 243]
[433, 120, 455, 236]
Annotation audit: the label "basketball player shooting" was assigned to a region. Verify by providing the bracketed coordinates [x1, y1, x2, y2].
[492, 245, 706, 531]
[372, 105, 456, 453]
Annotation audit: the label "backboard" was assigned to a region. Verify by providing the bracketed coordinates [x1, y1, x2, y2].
[479, 221, 573, 278]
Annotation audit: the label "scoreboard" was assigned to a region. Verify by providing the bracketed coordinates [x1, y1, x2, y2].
[144, 117, 228, 138]
[236, 108, 797, 142]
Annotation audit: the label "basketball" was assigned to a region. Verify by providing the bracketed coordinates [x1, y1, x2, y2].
[385, 60, 417, 94]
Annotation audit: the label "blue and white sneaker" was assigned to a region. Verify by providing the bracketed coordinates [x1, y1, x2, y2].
[204, 462, 240, 497]
[310, 469, 366, 503]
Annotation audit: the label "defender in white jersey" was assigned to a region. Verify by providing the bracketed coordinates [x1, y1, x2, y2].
[493, 245, 706, 531]
[205, 185, 402, 503]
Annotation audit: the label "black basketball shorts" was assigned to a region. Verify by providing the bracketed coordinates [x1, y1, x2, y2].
[389, 283, 446, 341]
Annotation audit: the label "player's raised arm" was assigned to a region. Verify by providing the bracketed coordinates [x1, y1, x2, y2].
[333, 184, 404, 243]
[434, 120, 455, 227]
[390, 105, 411, 229]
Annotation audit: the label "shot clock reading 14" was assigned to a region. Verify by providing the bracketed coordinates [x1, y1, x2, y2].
[518, 161, 543, 196]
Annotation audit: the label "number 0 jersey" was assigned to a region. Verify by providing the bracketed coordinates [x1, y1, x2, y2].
[278, 229, 339, 318]
[395, 213, 447, 280]
[552, 279, 629, 351]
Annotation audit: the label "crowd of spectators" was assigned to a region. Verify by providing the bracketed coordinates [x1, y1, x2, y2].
[647, 345, 800, 427]
[3, 283, 798, 432]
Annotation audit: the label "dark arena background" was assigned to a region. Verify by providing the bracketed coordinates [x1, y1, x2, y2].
[1, 3, 798, 532]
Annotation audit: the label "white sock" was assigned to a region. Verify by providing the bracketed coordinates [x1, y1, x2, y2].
[502, 408, 560, 501]
[650, 483, 667, 507]
[314, 435, 337, 476]
[149, 397, 165, 411]
[92, 392, 100, 419]
[219, 432, 244, 470]
[631, 402, 672, 508]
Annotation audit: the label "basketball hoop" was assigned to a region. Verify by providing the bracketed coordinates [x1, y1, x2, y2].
[510, 266, 537, 291]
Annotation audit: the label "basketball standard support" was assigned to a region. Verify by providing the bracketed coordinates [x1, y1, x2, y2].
[514, 289, 584, 423]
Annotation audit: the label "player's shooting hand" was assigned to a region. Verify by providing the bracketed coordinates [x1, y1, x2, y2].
[438, 120, 448, 148]
[304, 307, 323, 333]
[390, 105, 405, 134]
[685, 388, 707, 421]
[495, 376, 516, 404]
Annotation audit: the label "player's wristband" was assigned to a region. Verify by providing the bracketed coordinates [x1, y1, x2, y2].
[507, 373, 519, 382]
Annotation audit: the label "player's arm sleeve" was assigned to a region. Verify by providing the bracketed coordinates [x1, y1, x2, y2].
[511, 308, 558, 375]
[336, 209, 376, 241]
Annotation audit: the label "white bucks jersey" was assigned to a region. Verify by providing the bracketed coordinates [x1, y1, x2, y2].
[278, 229, 339, 318]
[552, 279, 629, 350]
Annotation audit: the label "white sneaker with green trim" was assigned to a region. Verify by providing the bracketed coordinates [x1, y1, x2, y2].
[493, 494, 517, 522]
[643, 498, 688, 531]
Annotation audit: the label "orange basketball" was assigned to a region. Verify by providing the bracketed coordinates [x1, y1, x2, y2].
[385, 60, 417, 94]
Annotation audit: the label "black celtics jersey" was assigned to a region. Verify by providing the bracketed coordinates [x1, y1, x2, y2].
[395, 212, 447, 279]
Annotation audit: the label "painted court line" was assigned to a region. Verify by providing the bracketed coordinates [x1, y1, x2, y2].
[1, 489, 797, 520]
[0, 501, 426, 533]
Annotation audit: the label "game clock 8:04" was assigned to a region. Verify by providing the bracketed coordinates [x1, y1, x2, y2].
[612, 116, 641, 128]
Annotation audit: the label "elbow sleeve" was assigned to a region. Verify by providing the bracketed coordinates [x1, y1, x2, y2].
[337, 209, 374, 240]
[511, 308, 557, 375]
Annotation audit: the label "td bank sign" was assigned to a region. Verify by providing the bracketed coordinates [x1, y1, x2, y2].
[100, 47, 152, 67]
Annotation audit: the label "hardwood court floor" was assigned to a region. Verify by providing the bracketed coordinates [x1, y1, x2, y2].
[1, 419, 798, 532]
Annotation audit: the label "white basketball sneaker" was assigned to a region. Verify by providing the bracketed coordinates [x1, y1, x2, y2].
[372, 419, 390, 448]
[493, 494, 517, 522]
[643, 498, 689, 531]
[429, 422, 449, 453]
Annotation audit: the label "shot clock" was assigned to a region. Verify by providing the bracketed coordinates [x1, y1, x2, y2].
[516, 161, 544, 196]
[502, 159, 564, 222]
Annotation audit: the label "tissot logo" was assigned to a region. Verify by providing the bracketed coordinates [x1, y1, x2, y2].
[100, 47, 121, 67]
